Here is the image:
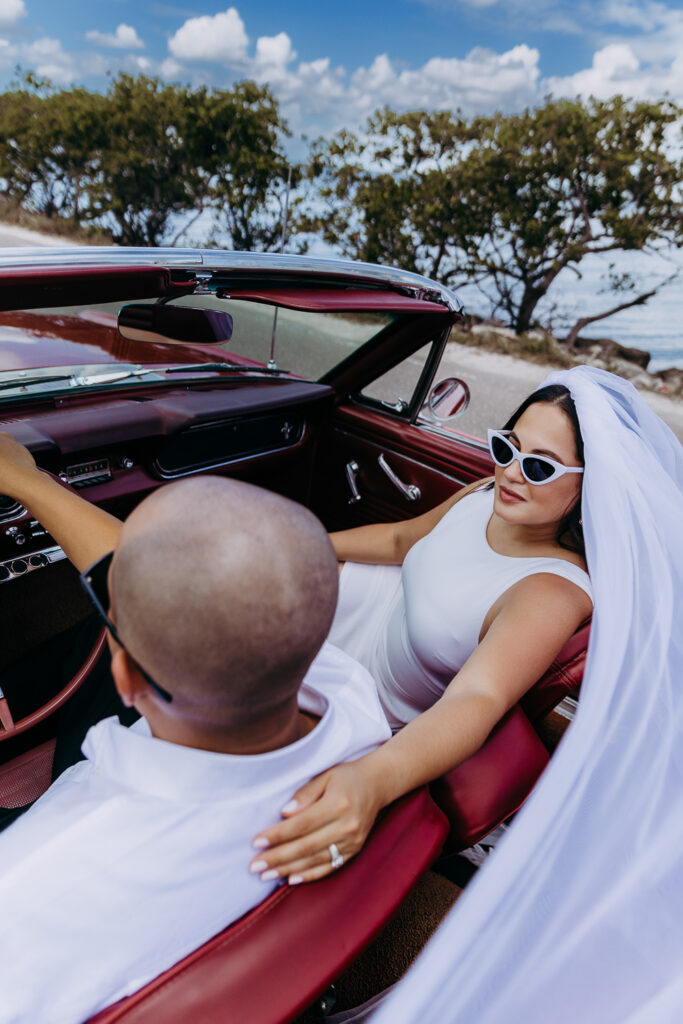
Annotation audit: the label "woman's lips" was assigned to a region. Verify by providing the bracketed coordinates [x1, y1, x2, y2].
[499, 485, 525, 503]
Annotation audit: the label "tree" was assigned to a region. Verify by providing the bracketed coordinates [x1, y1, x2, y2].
[453, 97, 683, 337]
[85, 74, 209, 246]
[298, 111, 466, 273]
[0, 72, 55, 210]
[302, 98, 683, 340]
[85, 75, 292, 249]
[205, 81, 294, 252]
[40, 88, 108, 225]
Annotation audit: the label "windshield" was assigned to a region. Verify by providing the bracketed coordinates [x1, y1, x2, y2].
[0, 292, 396, 397]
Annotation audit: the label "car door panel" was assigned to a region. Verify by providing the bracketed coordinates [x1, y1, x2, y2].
[312, 402, 493, 531]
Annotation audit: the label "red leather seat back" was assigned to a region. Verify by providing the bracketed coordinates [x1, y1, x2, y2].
[431, 705, 549, 854]
[432, 617, 591, 853]
[520, 617, 591, 723]
[89, 788, 448, 1024]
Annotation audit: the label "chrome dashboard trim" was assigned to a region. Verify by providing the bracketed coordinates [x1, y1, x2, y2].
[0, 544, 66, 584]
[0, 501, 27, 524]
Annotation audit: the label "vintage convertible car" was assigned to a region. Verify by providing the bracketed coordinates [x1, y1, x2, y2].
[0, 248, 588, 1023]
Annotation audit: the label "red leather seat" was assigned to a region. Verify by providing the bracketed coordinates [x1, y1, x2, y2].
[431, 618, 590, 853]
[89, 789, 448, 1024]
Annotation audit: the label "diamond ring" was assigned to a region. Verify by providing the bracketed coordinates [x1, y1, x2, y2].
[328, 842, 344, 869]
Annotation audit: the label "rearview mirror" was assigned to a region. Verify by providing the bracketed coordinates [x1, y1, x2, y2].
[427, 377, 470, 420]
[118, 304, 233, 346]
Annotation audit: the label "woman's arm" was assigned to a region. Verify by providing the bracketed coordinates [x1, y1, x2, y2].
[330, 477, 491, 565]
[0, 433, 122, 571]
[251, 572, 592, 883]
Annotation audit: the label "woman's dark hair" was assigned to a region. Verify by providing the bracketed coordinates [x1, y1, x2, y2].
[492, 384, 585, 557]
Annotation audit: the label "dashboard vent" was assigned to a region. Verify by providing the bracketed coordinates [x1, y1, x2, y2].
[0, 495, 24, 522]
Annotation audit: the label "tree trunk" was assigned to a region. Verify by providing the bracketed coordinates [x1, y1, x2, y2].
[513, 284, 545, 334]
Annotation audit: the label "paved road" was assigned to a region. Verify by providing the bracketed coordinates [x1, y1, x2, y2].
[0, 225, 78, 247]
[435, 342, 683, 443]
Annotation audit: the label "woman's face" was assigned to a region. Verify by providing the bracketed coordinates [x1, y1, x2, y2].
[492, 402, 583, 531]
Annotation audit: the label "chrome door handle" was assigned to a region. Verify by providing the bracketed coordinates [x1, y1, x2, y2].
[377, 454, 421, 502]
[345, 460, 362, 504]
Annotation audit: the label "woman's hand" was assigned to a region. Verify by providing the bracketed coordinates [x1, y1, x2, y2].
[0, 433, 38, 496]
[250, 759, 385, 885]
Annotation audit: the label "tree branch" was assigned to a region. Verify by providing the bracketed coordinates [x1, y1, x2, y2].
[564, 272, 679, 348]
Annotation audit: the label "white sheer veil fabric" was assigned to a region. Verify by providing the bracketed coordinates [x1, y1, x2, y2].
[372, 366, 683, 1024]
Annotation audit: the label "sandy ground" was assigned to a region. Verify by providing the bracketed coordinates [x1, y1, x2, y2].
[437, 341, 683, 443]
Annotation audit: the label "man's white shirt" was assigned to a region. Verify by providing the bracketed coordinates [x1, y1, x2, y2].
[0, 643, 390, 1024]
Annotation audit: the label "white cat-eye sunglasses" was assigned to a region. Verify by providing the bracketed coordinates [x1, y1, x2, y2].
[488, 429, 584, 486]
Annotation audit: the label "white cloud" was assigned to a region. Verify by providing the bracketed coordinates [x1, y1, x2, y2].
[547, 42, 683, 102]
[548, 41, 640, 99]
[595, 0, 662, 30]
[159, 57, 184, 80]
[2, 0, 679, 144]
[0, 0, 25, 28]
[21, 37, 78, 84]
[85, 24, 145, 50]
[254, 32, 296, 72]
[546, 2, 683, 104]
[346, 44, 541, 120]
[168, 6, 248, 63]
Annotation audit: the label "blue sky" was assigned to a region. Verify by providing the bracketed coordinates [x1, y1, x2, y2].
[0, 0, 681, 143]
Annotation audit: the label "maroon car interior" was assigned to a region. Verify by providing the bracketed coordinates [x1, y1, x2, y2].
[0, 260, 590, 1021]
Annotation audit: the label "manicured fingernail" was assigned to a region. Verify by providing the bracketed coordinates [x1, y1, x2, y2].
[289, 875, 304, 885]
[250, 860, 267, 874]
[282, 799, 299, 814]
[252, 837, 270, 850]
[261, 869, 279, 882]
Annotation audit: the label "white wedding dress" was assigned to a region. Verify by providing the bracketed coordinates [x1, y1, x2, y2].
[329, 486, 591, 729]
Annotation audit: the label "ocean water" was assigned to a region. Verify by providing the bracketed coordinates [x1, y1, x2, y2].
[454, 248, 683, 372]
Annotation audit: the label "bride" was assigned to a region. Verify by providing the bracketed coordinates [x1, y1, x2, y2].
[250, 374, 594, 883]
[285, 366, 683, 1024]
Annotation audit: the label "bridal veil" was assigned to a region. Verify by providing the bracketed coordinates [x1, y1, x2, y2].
[372, 366, 683, 1023]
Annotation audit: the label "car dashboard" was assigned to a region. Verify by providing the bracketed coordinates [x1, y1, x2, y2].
[0, 376, 335, 588]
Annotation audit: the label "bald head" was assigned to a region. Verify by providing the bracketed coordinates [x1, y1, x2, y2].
[110, 477, 338, 720]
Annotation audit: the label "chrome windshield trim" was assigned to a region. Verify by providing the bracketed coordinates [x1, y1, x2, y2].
[0, 247, 464, 314]
[0, 246, 203, 267]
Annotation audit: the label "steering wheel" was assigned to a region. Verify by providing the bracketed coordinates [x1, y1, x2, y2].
[0, 628, 107, 740]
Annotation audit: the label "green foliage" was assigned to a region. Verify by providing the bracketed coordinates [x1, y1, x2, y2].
[301, 97, 683, 335]
[0, 72, 293, 248]
[207, 80, 294, 252]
